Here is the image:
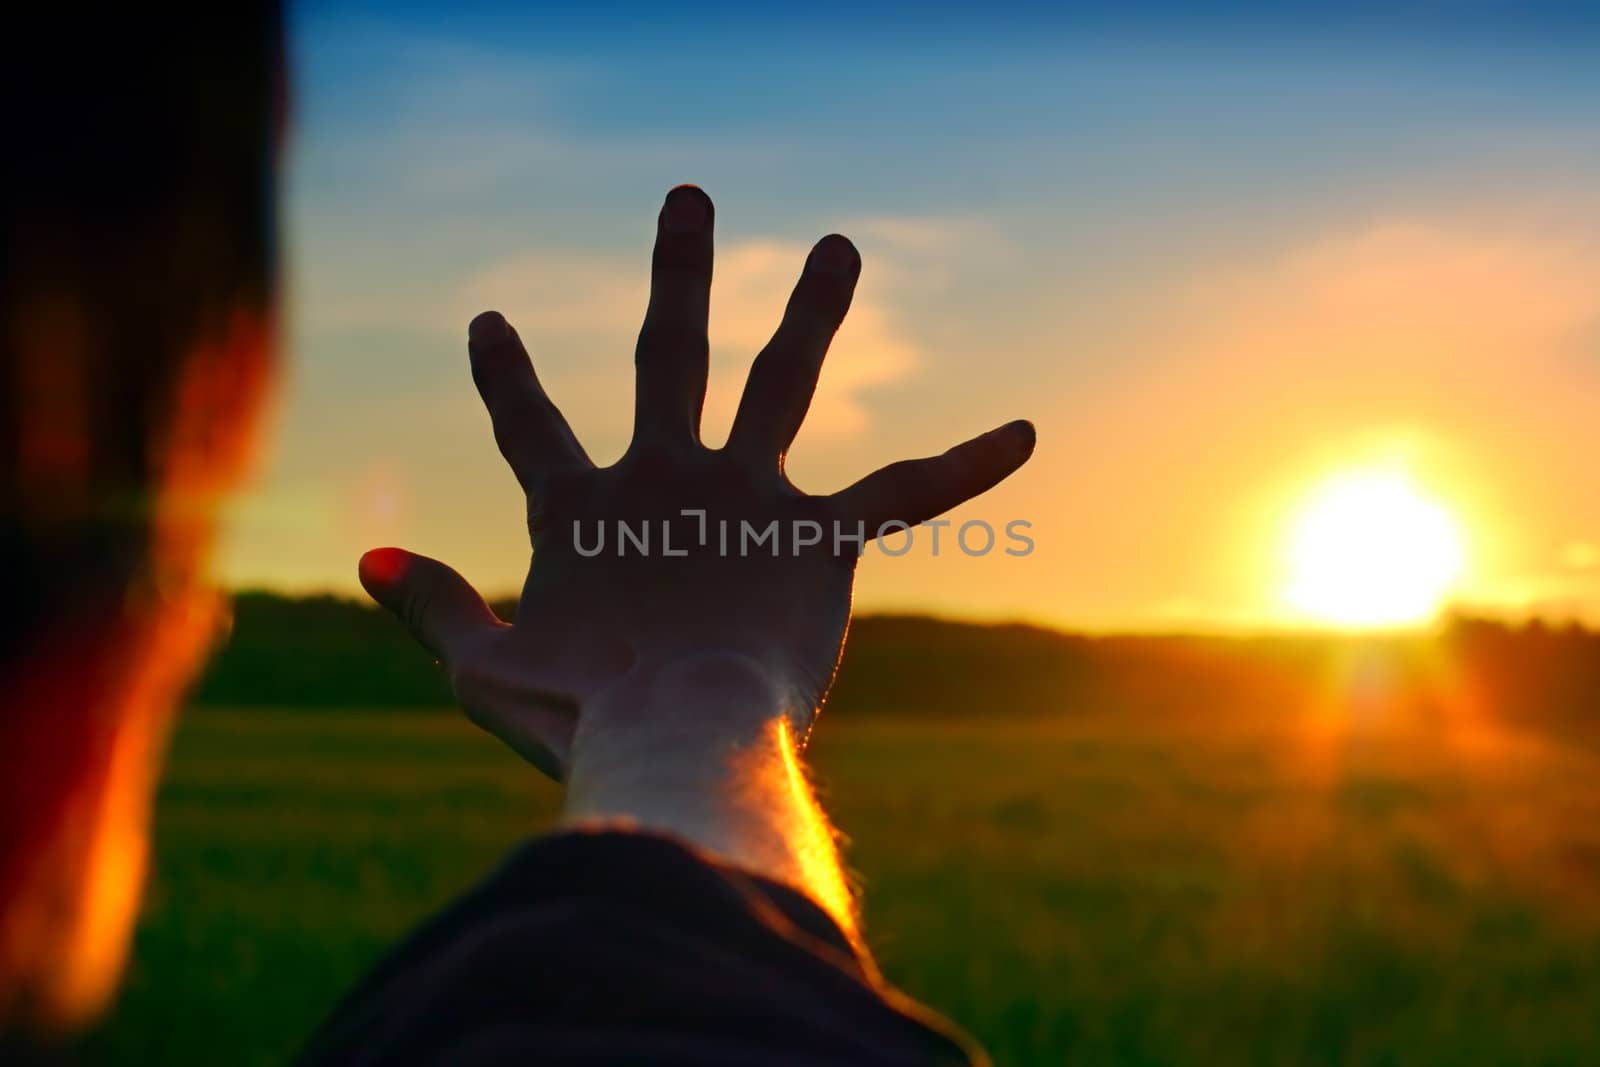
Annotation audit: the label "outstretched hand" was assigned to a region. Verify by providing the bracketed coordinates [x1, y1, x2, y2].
[360, 186, 1034, 780]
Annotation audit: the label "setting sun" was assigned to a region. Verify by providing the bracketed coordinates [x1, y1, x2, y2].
[1282, 468, 1467, 628]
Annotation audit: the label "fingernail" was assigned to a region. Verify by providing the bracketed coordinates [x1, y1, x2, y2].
[1012, 419, 1037, 454]
[469, 310, 510, 347]
[810, 235, 859, 279]
[662, 185, 710, 233]
[358, 547, 409, 590]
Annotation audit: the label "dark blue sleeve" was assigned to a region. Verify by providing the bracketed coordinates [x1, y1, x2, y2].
[298, 831, 985, 1066]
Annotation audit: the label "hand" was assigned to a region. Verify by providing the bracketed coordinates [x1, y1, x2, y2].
[359, 185, 1034, 781]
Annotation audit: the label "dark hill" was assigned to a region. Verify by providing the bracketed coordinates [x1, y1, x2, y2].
[193, 594, 1600, 741]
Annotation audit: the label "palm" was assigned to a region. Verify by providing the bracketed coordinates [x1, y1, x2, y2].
[361, 186, 1034, 779]
[518, 448, 854, 706]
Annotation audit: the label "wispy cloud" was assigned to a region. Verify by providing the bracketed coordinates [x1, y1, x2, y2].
[451, 222, 995, 443]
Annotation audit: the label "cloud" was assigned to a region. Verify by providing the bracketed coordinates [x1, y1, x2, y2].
[1183, 222, 1599, 370]
[454, 230, 941, 443]
[700, 239, 917, 441]
[464, 253, 649, 337]
[1094, 218, 1600, 455]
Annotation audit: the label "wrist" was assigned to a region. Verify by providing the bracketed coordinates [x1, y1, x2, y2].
[556, 650, 854, 935]
[564, 651, 795, 795]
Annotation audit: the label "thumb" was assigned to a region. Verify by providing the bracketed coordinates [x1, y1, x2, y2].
[358, 547, 501, 660]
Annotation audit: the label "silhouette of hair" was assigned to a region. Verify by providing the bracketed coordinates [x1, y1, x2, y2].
[0, 6, 282, 1034]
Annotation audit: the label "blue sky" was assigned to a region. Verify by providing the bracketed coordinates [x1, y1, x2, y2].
[218, 1, 1600, 628]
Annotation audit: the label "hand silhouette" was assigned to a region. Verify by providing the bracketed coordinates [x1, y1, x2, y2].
[360, 186, 1034, 780]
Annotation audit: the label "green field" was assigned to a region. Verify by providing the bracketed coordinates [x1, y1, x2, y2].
[88, 708, 1600, 1065]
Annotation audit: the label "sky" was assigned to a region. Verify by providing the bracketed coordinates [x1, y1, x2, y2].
[217, 1, 1600, 631]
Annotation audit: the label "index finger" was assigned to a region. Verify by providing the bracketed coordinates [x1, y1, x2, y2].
[468, 311, 592, 491]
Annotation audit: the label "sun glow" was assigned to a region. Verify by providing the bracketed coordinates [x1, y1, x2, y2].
[1282, 468, 1466, 628]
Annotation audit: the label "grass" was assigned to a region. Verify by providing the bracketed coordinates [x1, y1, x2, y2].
[87, 708, 1600, 1065]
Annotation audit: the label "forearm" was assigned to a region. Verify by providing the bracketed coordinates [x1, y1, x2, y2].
[560, 653, 857, 940]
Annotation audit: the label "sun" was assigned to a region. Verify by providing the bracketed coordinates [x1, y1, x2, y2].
[1282, 468, 1466, 628]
